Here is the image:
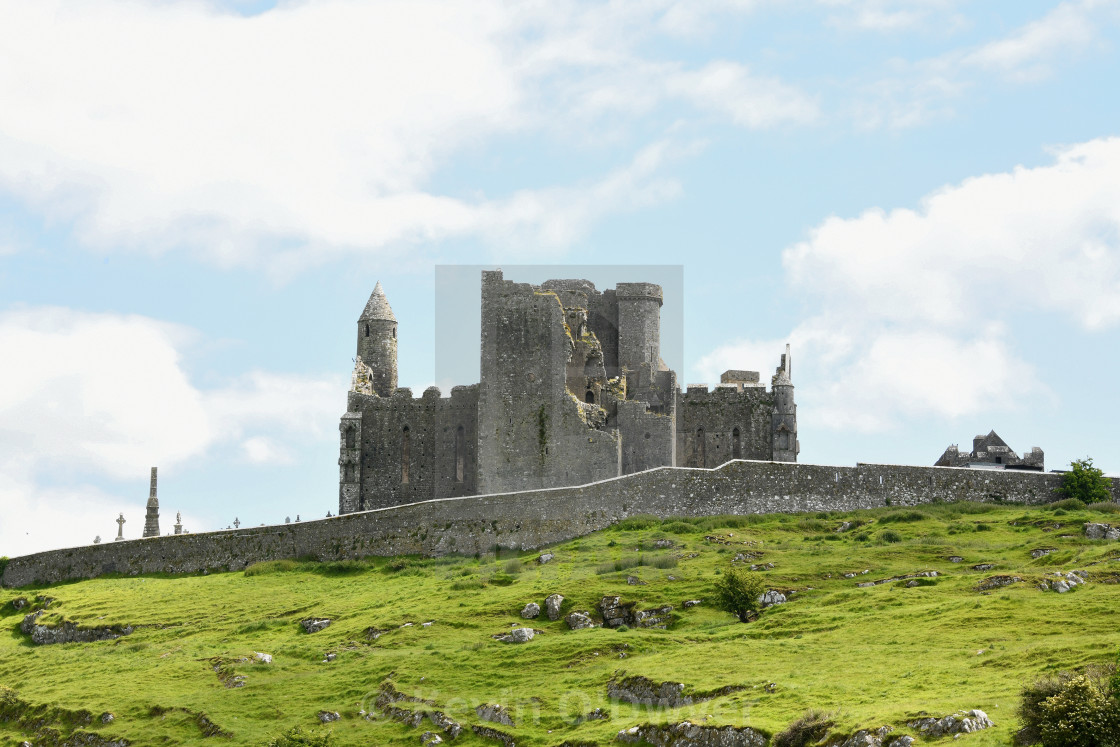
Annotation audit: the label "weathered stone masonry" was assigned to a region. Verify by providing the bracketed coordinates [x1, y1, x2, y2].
[5, 460, 1115, 588]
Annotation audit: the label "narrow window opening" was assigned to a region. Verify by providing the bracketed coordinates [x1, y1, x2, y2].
[345, 427, 356, 449]
[401, 426, 411, 484]
[585, 390, 595, 404]
[731, 427, 741, 459]
[365, 323, 369, 337]
[696, 427, 706, 467]
[455, 425, 465, 483]
[392, 328, 396, 339]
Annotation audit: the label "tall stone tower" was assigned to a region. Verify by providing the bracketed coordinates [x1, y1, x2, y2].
[357, 281, 398, 397]
[142, 467, 160, 538]
[770, 345, 798, 462]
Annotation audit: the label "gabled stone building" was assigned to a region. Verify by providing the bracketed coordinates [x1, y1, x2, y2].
[934, 430, 1044, 471]
[338, 270, 798, 514]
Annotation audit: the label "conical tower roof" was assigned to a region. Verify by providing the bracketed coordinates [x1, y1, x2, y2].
[359, 281, 396, 322]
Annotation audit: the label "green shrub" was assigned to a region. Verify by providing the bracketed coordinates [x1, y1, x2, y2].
[267, 725, 333, 747]
[488, 573, 516, 587]
[661, 520, 695, 534]
[1048, 498, 1088, 511]
[1018, 665, 1120, 747]
[1058, 458, 1113, 504]
[713, 567, 766, 623]
[878, 510, 928, 523]
[1089, 502, 1120, 514]
[450, 577, 485, 591]
[879, 529, 903, 544]
[502, 558, 523, 575]
[975, 522, 993, 532]
[595, 554, 677, 575]
[774, 709, 834, 747]
[853, 532, 870, 542]
[615, 624, 629, 632]
[796, 518, 829, 532]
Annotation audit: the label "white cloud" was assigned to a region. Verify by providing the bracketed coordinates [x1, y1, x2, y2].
[697, 136, 1119, 433]
[820, 0, 965, 32]
[0, 0, 811, 271]
[0, 306, 342, 479]
[666, 62, 819, 128]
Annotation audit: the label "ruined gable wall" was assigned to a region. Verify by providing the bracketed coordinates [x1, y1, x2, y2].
[9, 460, 1118, 588]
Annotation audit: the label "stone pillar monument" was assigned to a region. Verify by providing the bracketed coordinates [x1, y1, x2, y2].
[174, 512, 183, 535]
[143, 467, 160, 538]
[114, 513, 126, 541]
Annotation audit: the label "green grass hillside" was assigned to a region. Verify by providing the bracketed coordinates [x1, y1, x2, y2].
[3, 500, 1120, 746]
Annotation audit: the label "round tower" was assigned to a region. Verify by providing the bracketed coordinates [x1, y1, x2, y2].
[357, 281, 398, 397]
[616, 282, 663, 374]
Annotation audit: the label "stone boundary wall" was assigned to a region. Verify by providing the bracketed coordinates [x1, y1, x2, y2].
[4, 460, 1117, 588]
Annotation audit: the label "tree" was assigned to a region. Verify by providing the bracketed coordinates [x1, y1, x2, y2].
[713, 567, 766, 623]
[1058, 457, 1112, 504]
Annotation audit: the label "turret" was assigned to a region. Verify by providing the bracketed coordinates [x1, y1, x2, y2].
[357, 281, 398, 397]
[771, 345, 798, 462]
[616, 282, 663, 383]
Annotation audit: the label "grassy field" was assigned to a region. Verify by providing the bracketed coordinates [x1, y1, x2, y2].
[2, 500, 1119, 746]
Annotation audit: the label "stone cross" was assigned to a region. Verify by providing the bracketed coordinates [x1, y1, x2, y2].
[93, 535, 101, 544]
[233, 517, 240, 529]
[115, 513, 126, 541]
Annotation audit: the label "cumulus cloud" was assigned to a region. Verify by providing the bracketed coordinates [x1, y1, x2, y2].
[0, 306, 342, 555]
[0, 0, 810, 271]
[696, 136, 1119, 433]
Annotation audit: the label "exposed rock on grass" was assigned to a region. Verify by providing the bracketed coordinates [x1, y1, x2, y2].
[1039, 571, 1087, 592]
[317, 710, 340, 723]
[856, 571, 937, 588]
[1029, 548, 1056, 559]
[565, 612, 596, 630]
[977, 575, 1021, 591]
[617, 721, 767, 746]
[907, 709, 992, 736]
[545, 594, 565, 621]
[607, 675, 745, 708]
[149, 705, 231, 738]
[301, 618, 331, 633]
[495, 627, 535, 643]
[520, 603, 540, 619]
[827, 726, 911, 747]
[1085, 522, 1120, 540]
[472, 724, 516, 746]
[19, 611, 133, 645]
[476, 703, 515, 726]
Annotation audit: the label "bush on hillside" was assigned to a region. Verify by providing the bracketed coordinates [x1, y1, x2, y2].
[878, 510, 928, 523]
[878, 529, 902, 544]
[1048, 498, 1088, 511]
[774, 709, 834, 747]
[1018, 661, 1120, 747]
[267, 726, 333, 746]
[1089, 502, 1120, 514]
[713, 567, 766, 623]
[1057, 458, 1112, 505]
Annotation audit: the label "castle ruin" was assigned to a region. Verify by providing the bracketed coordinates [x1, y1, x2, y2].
[337, 270, 798, 514]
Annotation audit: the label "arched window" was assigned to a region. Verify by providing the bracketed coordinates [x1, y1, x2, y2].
[696, 427, 706, 467]
[401, 426, 411, 484]
[455, 425, 465, 483]
[732, 427, 741, 459]
[365, 323, 370, 337]
[585, 390, 595, 404]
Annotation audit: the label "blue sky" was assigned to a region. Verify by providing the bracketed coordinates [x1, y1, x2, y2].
[1, 0, 1118, 556]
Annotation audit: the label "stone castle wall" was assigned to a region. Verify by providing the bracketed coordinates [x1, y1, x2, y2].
[6, 460, 1117, 588]
[677, 385, 774, 466]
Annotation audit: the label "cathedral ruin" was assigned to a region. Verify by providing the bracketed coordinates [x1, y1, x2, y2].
[337, 270, 798, 514]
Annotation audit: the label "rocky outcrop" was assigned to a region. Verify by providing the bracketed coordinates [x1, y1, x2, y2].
[607, 675, 745, 708]
[476, 703, 515, 726]
[301, 618, 331, 633]
[600, 596, 635, 627]
[421, 731, 443, 746]
[1039, 570, 1087, 593]
[617, 722, 766, 746]
[1030, 548, 1056, 559]
[546, 594, 565, 621]
[829, 726, 912, 747]
[598, 596, 673, 629]
[521, 602, 540, 619]
[907, 710, 993, 737]
[977, 575, 1021, 591]
[318, 710, 341, 723]
[566, 612, 596, 630]
[472, 724, 516, 746]
[538, 552, 555, 564]
[495, 627, 535, 643]
[633, 606, 673, 629]
[757, 591, 786, 608]
[1085, 523, 1120, 540]
[19, 611, 133, 645]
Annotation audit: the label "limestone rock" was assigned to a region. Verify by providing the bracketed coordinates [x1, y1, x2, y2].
[908, 709, 993, 737]
[253, 652, 273, 664]
[100, 712, 115, 724]
[1085, 522, 1111, 540]
[421, 731, 444, 746]
[11, 597, 27, 610]
[1040, 571, 1086, 593]
[972, 563, 995, 571]
[302, 618, 331, 634]
[651, 539, 675, 548]
[497, 627, 535, 643]
[1108, 528, 1120, 541]
[545, 594, 565, 621]
[20, 611, 133, 645]
[633, 605, 673, 629]
[626, 575, 647, 585]
[600, 596, 634, 628]
[476, 703, 515, 726]
[318, 711, 341, 723]
[977, 575, 1021, 591]
[617, 721, 767, 747]
[471, 724, 516, 746]
[948, 556, 963, 563]
[1030, 548, 1055, 559]
[757, 590, 786, 608]
[521, 602, 540, 619]
[683, 599, 702, 608]
[538, 552, 555, 564]
[427, 711, 462, 738]
[565, 611, 596, 630]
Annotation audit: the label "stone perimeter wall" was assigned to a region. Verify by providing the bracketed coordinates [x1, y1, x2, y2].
[4, 461, 1117, 588]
